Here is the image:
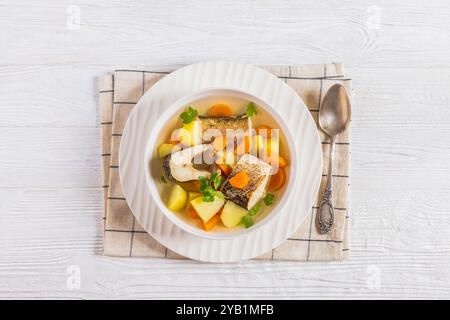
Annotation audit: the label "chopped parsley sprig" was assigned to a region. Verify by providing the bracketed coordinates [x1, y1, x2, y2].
[180, 106, 198, 124]
[246, 102, 257, 117]
[198, 173, 223, 202]
[240, 193, 275, 228]
[211, 172, 223, 190]
[248, 202, 262, 216]
[263, 193, 275, 205]
[241, 215, 254, 228]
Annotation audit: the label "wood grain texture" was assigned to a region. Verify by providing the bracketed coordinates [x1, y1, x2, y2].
[1, 0, 450, 299]
[1, 0, 450, 68]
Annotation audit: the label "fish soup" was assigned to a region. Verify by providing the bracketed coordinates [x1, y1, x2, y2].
[152, 94, 291, 233]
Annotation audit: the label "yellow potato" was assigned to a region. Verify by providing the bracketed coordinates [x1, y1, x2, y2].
[190, 196, 225, 223]
[183, 120, 202, 146]
[220, 201, 248, 228]
[158, 143, 180, 158]
[172, 128, 192, 146]
[166, 184, 187, 211]
[188, 192, 202, 202]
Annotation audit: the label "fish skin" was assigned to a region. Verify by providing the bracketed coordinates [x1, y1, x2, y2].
[162, 154, 175, 182]
[221, 154, 271, 209]
[198, 115, 250, 137]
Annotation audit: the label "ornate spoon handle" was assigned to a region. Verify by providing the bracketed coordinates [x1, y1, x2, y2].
[317, 135, 335, 234]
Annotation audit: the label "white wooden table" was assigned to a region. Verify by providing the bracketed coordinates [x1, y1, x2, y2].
[1, 0, 450, 299]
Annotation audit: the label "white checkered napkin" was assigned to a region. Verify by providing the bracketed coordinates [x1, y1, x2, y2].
[99, 64, 351, 261]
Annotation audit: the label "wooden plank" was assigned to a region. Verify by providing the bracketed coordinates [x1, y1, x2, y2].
[0, 128, 101, 188]
[1, 0, 450, 299]
[0, 1, 449, 68]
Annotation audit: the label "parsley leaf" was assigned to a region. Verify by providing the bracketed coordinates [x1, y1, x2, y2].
[211, 172, 223, 190]
[198, 175, 223, 202]
[240, 195, 276, 228]
[202, 189, 215, 202]
[263, 193, 275, 205]
[241, 215, 254, 228]
[160, 176, 167, 183]
[180, 106, 198, 124]
[198, 176, 210, 193]
[241, 202, 261, 228]
[248, 202, 262, 216]
[245, 102, 257, 117]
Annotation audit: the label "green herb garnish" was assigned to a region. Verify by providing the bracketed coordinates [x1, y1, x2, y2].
[246, 102, 257, 117]
[180, 106, 198, 124]
[198, 174, 223, 202]
[198, 176, 210, 193]
[263, 193, 275, 205]
[160, 176, 167, 183]
[202, 189, 215, 202]
[240, 202, 260, 228]
[248, 202, 262, 216]
[241, 215, 254, 228]
[241, 195, 275, 228]
[211, 172, 223, 191]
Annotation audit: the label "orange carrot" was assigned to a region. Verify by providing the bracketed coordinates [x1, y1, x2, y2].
[203, 213, 221, 231]
[187, 207, 199, 219]
[229, 171, 249, 189]
[255, 125, 272, 138]
[278, 156, 287, 168]
[217, 163, 232, 176]
[192, 180, 200, 191]
[266, 155, 287, 168]
[267, 168, 286, 191]
[208, 104, 233, 117]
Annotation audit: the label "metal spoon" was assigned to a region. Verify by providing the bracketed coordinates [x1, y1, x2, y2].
[317, 84, 351, 234]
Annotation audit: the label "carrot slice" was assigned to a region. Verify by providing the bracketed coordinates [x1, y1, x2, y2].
[192, 180, 200, 191]
[218, 163, 232, 176]
[208, 104, 233, 117]
[203, 212, 221, 231]
[255, 125, 272, 138]
[187, 207, 199, 219]
[267, 168, 286, 191]
[266, 155, 287, 168]
[278, 156, 287, 168]
[229, 171, 250, 189]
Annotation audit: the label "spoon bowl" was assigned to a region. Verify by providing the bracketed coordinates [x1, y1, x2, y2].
[319, 84, 351, 137]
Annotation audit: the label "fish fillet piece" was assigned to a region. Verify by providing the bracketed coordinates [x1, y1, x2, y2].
[221, 154, 272, 209]
[198, 115, 251, 139]
[163, 144, 213, 182]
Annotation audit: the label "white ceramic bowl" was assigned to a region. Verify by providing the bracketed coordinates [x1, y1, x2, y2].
[145, 88, 298, 240]
[120, 61, 322, 262]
